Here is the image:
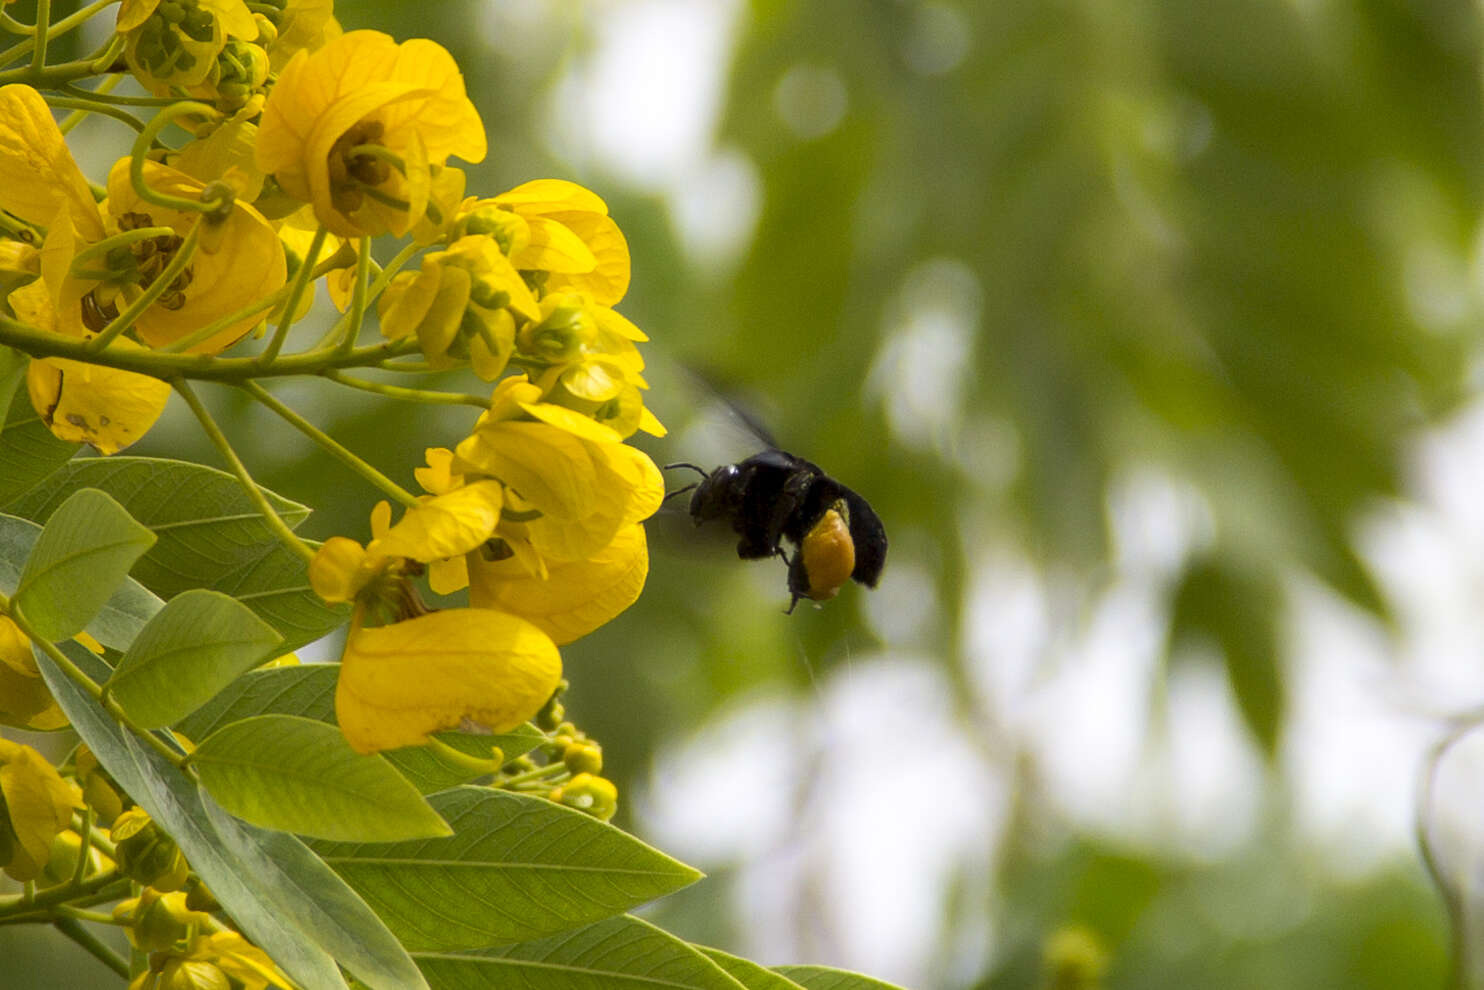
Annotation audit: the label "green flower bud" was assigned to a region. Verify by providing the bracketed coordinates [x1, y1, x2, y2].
[113, 809, 190, 892]
[1042, 925, 1108, 990]
[550, 773, 618, 821]
[118, 888, 196, 952]
[563, 742, 603, 775]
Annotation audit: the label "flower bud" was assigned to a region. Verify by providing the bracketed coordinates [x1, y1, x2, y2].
[563, 742, 603, 775]
[113, 809, 190, 892]
[117, 889, 200, 951]
[550, 773, 618, 821]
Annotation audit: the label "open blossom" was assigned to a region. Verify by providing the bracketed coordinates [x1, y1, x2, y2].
[309, 495, 562, 755]
[0, 85, 286, 353]
[255, 30, 486, 238]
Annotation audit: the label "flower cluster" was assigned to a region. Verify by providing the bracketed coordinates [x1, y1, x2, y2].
[0, 13, 664, 798]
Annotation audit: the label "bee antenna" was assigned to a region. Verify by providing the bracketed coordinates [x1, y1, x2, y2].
[662, 482, 699, 503]
[662, 462, 710, 480]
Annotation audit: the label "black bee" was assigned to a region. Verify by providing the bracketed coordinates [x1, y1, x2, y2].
[666, 449, 887, 611]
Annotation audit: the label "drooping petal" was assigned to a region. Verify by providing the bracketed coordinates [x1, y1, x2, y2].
[106, 159, 287, 353]
[541, 211, 631, 304]
[0, 85, 105, 240]
[334, 608, 560, 754]
[469, 523, 648, 645]
[454, 420, 599, 522]
[369, 480, 504, 563]
[27, 355, 170, 455]
[0, 738, 81, 880]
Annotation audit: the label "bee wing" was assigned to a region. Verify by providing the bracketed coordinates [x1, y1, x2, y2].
[839, 484, 887, 587]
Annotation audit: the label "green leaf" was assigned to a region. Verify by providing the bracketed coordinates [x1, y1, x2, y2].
[0, 345, 25, 428]
[1169, 559, 1283, 758]
[0, 384, 76, 507]
[175, 664, 546, 793]
[0, 511, 162, 650]
[312, 787, 701, 951]
[33, 641, 350, 990]
[190, 714, 451, 841]
[771, 966, 908, 990]
[211, 537, 347, 654]
[106, 589, 283, 728]
[13, 488, 155, 641]
[200, 795, 429, 990]
[415, 914, 748, 990]
[3, 455, 344, 653]
[698, 947, 806, 990]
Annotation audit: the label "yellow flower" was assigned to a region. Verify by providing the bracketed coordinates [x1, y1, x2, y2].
[454, 376, 665, 562]
[335, 608, 560, 754]
[260, 0, 339, 71]
[255, 30, 486, 238]
[0, 85, 106, 243]
[170, 96, 267, 202]
[0, 87, 286, 353]
[0, 738, 82, 881]
[469, 523, 648, 645]
[0, 615, 66, 730]
[378, 234, 537, 379]
[25, 332, 172, 455]
[101, 158, 287, 352]
[118, 0, 259, 91]
[489, 179, 631, 305]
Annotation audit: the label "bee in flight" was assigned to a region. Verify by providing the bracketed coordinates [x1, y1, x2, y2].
[665, 449, 887, 611]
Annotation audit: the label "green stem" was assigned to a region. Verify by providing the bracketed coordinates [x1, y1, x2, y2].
[0, 11, 36, 36]
[87, 222, 200, 352]
[42, 95, 143, 133]
[59, 80, 178, 108]
[53, 905, 119, 925]
[497, 761, 569, 789]
[30, 0, 48, 72]
[323, 369, 489, 408]
[334, 236, 373, 354]
[0, 868, 125, 916]
[53, 917, 130, 980]
[174, 379, 316, 565]
[260, 226, 328, 364]
[69, 807, 94, 888]
[426, 737, 504, 776]
[0, 0, 115, 65]
[70, 226, 175, 271]
[238, 380, 419, 507]
[314, 240, 419, 351]
[130, 102, 228, 216]
[58, 74, 123, 134]
[0, 313, 421, 380]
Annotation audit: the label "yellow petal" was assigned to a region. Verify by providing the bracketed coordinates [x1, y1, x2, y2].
[508, 215, 597, 274]
[370, 481, 504, 563]
[454, 420, 598, 522]
[27, 355, 170, 455]
[518, 400, 623, 443]
[495, 179, 608, 216]
[335, 608, 560, 754]
[0, 659, 66, 731]
[469, 524, 648, 645]
[542, 212, 631, 305]
[0, 86, 105, 239]
[0, 739, 81, 880]
[106, 160, 287, 353]
[427, 555, 469, 596]
[413, 447, 463, 495]
[308, 536, 369, 604]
